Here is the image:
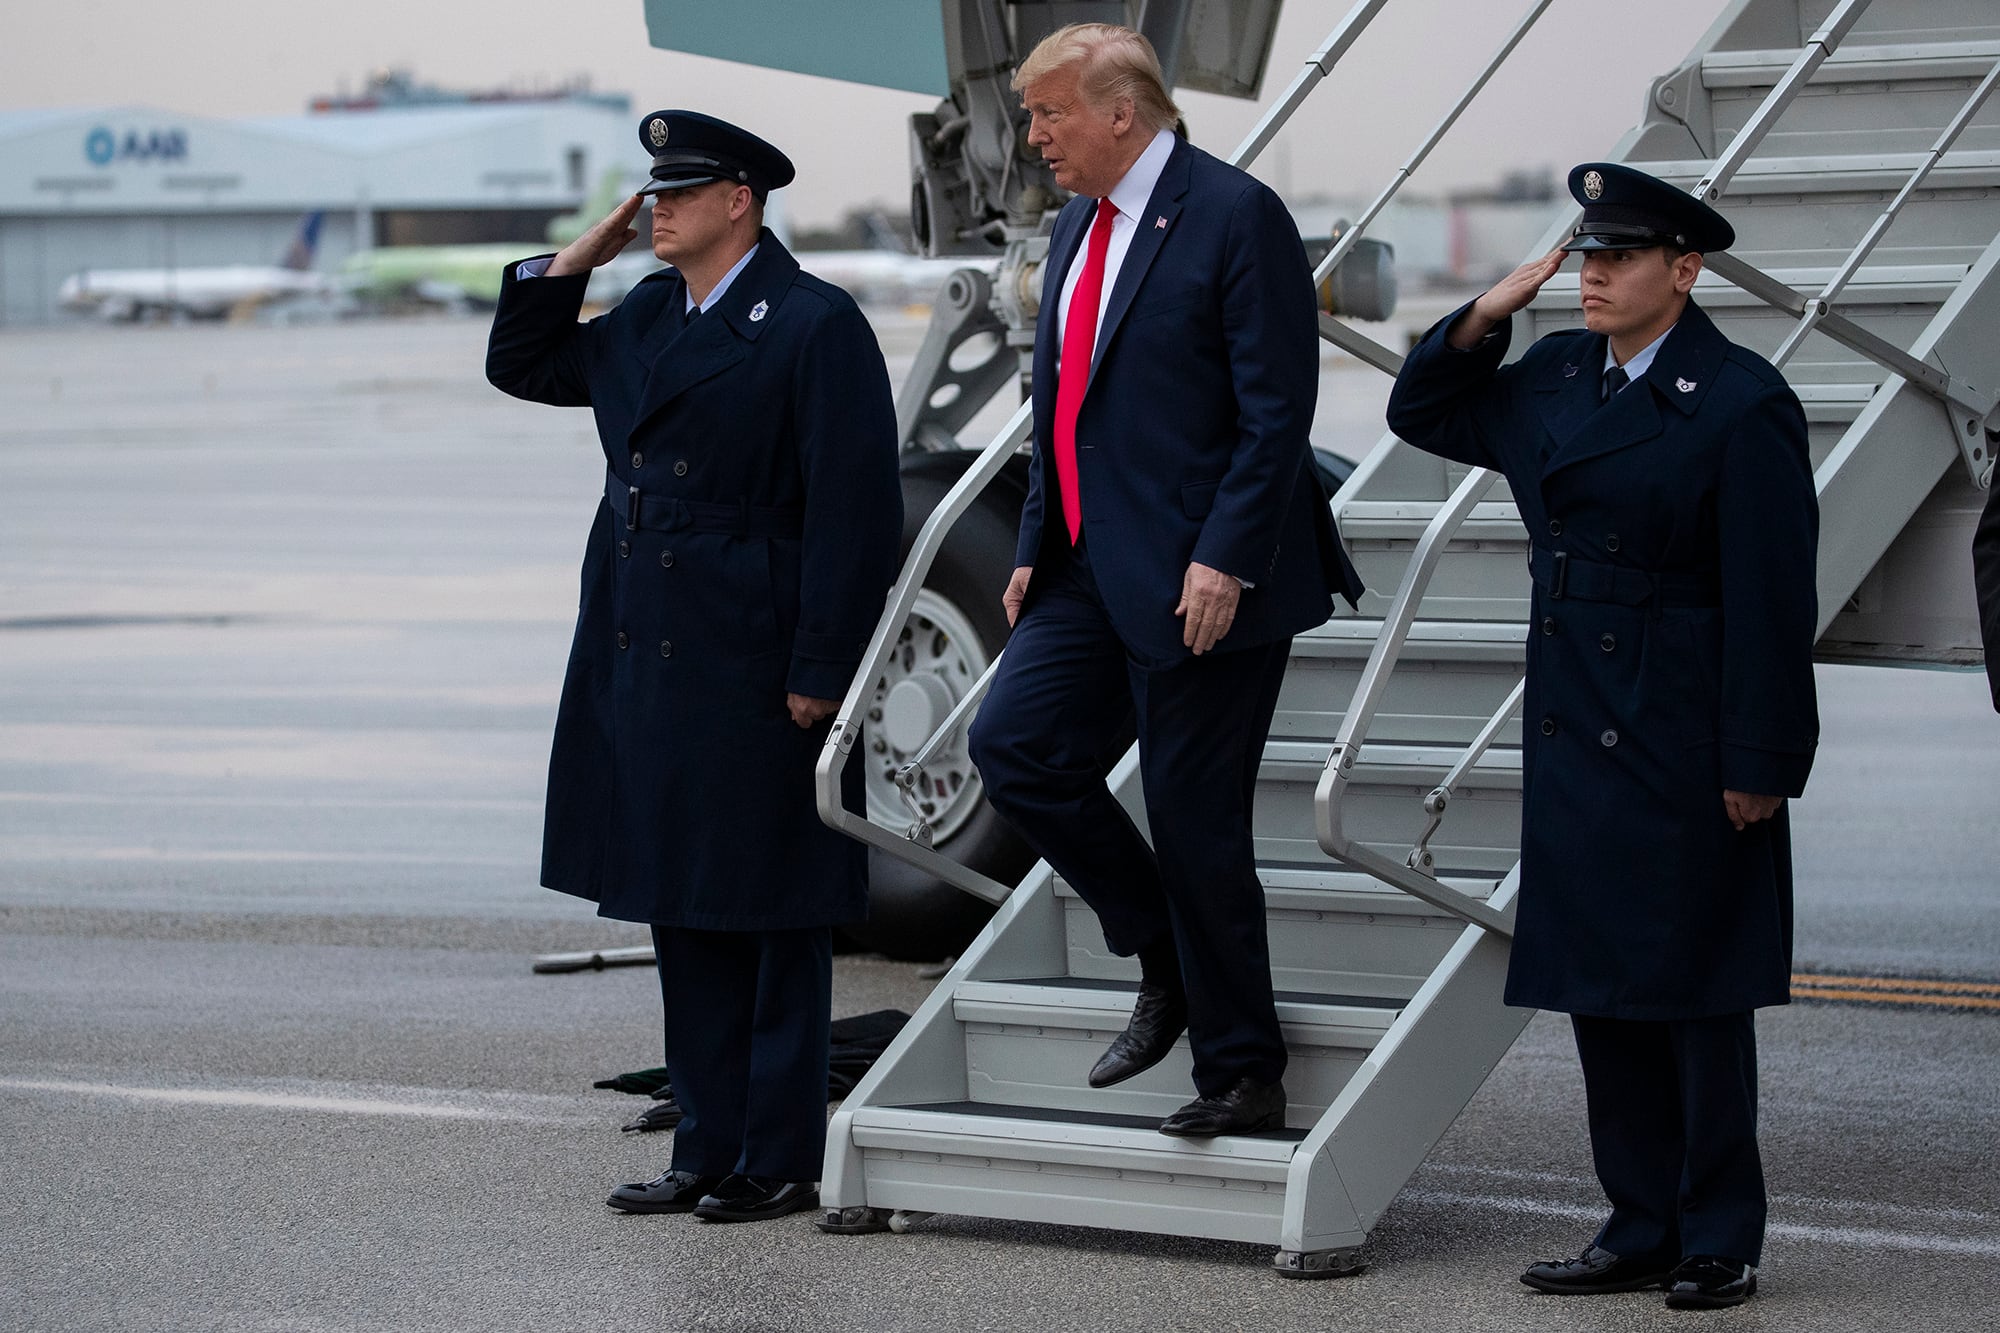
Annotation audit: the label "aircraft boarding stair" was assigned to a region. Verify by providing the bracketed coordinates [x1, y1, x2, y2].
[814, 0, 1999, 1275]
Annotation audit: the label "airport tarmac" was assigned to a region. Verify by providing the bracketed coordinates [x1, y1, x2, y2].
[1, 315, 1997, 1332]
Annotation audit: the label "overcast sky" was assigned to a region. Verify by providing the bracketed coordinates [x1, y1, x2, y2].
[2, 0, 1731, 227]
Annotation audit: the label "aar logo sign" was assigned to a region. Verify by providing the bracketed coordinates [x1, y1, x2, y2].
[85, 126, 189, 167]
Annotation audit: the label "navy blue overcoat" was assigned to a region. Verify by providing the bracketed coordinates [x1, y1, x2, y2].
[486, 231, 901, 930]
[1387, 299, 1818, 1019]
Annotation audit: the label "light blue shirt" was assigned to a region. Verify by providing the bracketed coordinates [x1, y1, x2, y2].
[1605, 324, 1674, 387]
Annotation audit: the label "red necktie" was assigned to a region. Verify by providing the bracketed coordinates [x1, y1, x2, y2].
[1054, 199, 1117, 544]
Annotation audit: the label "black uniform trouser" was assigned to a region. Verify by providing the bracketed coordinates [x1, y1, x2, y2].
[650, 924, 832, 1183]
[1571, 1011, 1766, 1266]
[967, 540, 1292, 1096]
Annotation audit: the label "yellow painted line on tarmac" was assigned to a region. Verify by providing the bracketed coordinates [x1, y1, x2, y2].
[1791, 972, 2000, 1012]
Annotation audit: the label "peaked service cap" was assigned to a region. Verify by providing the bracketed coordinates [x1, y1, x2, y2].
[635, 110, 795, 198]
[1561, 161, 1735, 254]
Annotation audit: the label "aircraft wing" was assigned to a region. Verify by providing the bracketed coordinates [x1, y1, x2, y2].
[640, 0, 949, 95]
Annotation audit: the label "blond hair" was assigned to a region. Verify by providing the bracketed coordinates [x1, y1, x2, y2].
[1012, 23, 1181, 134]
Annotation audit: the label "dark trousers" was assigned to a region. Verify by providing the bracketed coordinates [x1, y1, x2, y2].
[1571, 1011, 1766, 1265]
[650, 924, 832, 1183]
[967, 542, 1292, 1095]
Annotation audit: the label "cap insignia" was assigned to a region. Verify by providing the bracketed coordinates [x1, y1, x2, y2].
[1676, 377, 1696, 393]
[649, 118, 669, 148]
[1583, 170, 1604, 201]
[749, 299, 768, 323]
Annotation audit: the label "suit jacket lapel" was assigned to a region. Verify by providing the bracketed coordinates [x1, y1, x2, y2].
[1091, 140, 1189, 374]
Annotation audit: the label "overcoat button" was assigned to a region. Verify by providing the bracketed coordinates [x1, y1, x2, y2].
[616, 631, 629, 650]
[618, 540, 630, 558]
[1600, 729, 1618, 747]
[661, 550, 674, 568]
[1540, 717, 1556, 736]
[1605, 533, 1621, 552]
[660, 640, 673, 658]
[1541, 616, 1557, 635]
[1548, 518, 1564, 536]
[673, 460, 689, 477]
[1600, 633, 1616, 652]
[631, 451, 644, 468]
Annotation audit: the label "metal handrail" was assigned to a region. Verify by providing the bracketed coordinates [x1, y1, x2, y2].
[891, 652, 1003, 842]
[814, 400, 1031, 907]
[1228, 0, 1391, 170]
[1769, 54, 2000, 368]
[1310, 0, 1559, 289]
[1313, 468, 1515, 936]
[1690, 0, 1874, 203]
[1407, 677, 1525, 877]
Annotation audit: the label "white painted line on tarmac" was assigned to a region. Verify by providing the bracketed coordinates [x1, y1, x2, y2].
[1402, 1189, 2000, 1258]
[1426, 1162, 2000, 1225]
[0, 1077, 594, 1125]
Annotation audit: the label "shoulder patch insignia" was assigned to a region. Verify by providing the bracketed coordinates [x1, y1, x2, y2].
[749, 299, 768, 322]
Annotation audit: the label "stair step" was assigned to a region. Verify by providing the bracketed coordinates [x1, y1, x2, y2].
[845, 1101, 1302, 1243]
[953, 977, 1398, 1121]
[1260, 739, 1521, 785]
[1057, 876, 1496, 997]
[1702, 38, 2000, 88]
[1279, 620, 1525, 748]
[1628, 151, 2000, 193]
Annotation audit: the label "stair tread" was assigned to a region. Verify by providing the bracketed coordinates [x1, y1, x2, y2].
[1615, 151, 2000, 190]
[1053, 869, 1502, 907]
[1702, 38, 2000, 87]
[958, 975, 1406, 1011]
[871, 1100, 1309, 1146]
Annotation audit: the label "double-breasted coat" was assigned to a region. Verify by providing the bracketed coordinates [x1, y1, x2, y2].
[486, 230, 901, 930]
[1387, 299, 1819, 1019]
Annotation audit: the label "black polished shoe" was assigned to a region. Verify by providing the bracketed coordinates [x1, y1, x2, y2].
[605, 1168, 724, 1214]
[1088, 980, 1189, 1088]
[1157, 1076, 1285, 1137]
[1520, 1243, 1676, 1295]
[1664, 1255, 1757, 1309]
[690, 1174, 820, 1223]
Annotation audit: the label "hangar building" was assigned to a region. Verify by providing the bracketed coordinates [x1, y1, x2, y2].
[0, 83, 635, 324]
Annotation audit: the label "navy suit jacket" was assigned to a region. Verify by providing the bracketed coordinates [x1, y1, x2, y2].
[1016, 136, 1362, 666]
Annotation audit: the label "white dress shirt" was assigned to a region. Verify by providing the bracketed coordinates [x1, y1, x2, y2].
[1054, 127, 1177, 368]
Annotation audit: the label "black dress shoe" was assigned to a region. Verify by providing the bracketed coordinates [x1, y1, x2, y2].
[690, 1174, 820, 1223]
[604, 1169, 723, 1214]
[1520, 1243, 1676, 1294]
[1088, 980, 1188, 1088]
[1664, 1255, 1757, 1309]
[1157, 1076, 1285, 1137]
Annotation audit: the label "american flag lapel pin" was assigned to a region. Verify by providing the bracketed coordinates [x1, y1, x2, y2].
[1154, 215, 1168, 229]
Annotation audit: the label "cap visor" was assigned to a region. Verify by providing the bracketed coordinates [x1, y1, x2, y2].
[638, 172, 726, 195]
[1560, 234, 1667, 253]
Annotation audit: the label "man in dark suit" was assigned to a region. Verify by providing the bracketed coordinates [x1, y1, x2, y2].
[486, 111, 901, 1223]
[966, 24, 1363, 1140]
[1388, 163, 1819, 1310]
[1976, 478, 1999, 710]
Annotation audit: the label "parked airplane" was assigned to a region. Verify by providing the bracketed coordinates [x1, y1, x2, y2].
[338, 170, 643, 310]
[58, 213, 333, 321]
